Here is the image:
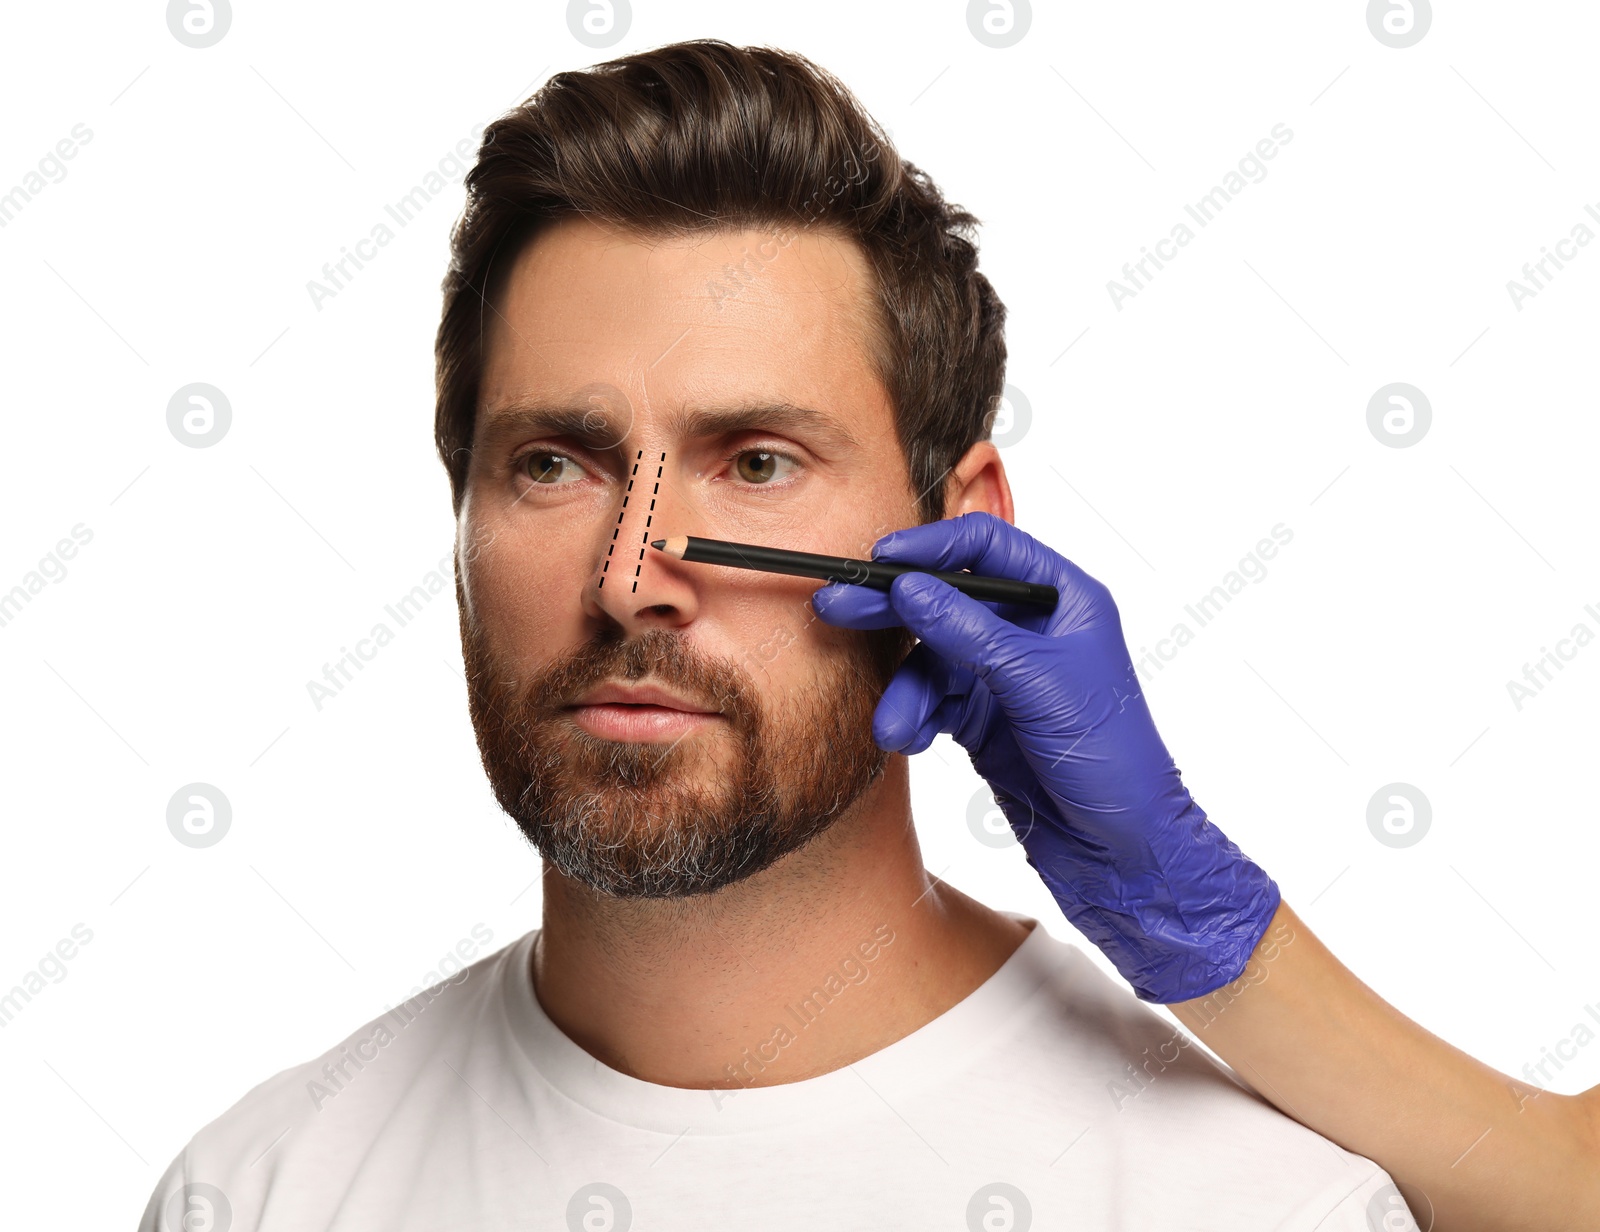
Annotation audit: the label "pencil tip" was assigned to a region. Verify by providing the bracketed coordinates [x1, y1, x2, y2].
[650, 539, 665, 550]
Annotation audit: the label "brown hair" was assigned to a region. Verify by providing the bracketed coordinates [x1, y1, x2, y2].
[433, 38, 1007, 526]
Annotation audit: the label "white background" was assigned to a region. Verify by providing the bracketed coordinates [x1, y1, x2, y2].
[2, 2, 1596, 1226]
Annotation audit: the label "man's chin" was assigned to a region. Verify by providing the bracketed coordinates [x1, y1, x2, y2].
[508, 753, 852, 900]
[521, 796, 792, 900]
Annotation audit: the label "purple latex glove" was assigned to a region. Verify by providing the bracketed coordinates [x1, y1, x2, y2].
[811, 512, 1280, 1003]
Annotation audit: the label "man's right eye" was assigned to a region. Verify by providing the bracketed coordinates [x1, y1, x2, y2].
[516, 451, 584, 484]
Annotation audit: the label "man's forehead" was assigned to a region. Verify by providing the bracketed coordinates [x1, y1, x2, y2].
[483, 218, 885, 363]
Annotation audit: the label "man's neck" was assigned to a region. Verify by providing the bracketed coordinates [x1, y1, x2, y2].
[531, 754, 1033, 1090]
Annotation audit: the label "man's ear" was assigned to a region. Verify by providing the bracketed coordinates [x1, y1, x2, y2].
[941, 440, 1016, 523]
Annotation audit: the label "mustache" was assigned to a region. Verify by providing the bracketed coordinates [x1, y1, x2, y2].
[527, 626, 756, 725]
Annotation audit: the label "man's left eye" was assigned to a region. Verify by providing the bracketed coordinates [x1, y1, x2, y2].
[732, 450, 799, 485]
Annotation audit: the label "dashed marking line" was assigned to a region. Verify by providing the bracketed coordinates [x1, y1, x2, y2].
[598, 452, 666, 591]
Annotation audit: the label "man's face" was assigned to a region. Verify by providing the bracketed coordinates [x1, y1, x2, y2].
[456, 217, 921, 899]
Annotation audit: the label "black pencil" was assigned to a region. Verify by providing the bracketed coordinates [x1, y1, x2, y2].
[649, 535, 1059, 610]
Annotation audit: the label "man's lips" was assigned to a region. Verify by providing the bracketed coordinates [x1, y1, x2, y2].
[567, 682, 720, 713]
[564, 682, 724, 742]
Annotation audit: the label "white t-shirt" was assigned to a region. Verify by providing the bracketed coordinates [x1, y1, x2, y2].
[139, 914, 1405, 1231]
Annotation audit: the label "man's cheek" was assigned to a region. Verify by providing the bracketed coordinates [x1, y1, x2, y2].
[457, 520, 501, 570]
[463, 534, 573, 638]
[738, 621, 798, 678]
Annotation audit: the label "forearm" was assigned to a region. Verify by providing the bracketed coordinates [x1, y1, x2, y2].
[1169, 899, 1600, 1231]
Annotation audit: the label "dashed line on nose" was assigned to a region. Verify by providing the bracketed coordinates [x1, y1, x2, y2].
[596, 451, 666, 592]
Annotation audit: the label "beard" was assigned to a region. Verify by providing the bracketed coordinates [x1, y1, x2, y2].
[458, 582, 914, 899]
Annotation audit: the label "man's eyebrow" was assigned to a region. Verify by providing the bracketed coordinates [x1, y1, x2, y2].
[477, 398, 861, 450]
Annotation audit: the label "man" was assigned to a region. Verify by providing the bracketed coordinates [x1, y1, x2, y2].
[140, 39, 1405, 1230]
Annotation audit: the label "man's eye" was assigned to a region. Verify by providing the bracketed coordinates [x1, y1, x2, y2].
[519, 451, 583, 484]
[731, 449, 798, 485]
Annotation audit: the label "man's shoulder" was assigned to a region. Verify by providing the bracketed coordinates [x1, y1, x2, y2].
[970, 925, 1402, 1226]
[1009, 928, 1308, 1117]
[138, 930, 534, 1231]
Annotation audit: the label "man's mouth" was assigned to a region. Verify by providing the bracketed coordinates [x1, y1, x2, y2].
[564, 681, 724, 742]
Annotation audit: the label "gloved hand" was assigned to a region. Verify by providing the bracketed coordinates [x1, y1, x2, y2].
[811, 511, 1280, 1003]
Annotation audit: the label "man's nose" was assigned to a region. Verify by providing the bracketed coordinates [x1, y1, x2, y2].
[583, 448, 698, 629]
